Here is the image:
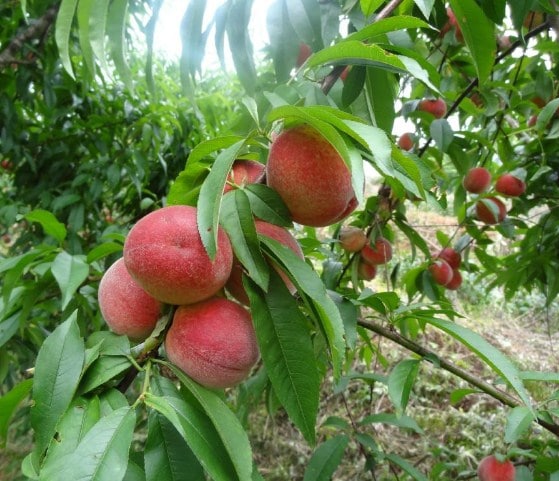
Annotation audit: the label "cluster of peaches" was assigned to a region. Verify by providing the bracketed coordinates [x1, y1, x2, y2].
[98, 123, 360, 389]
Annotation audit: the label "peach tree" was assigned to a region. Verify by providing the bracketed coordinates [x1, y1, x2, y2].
[2, 0, 559, 480]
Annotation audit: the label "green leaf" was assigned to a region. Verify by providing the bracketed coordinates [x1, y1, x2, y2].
[385, 453, 428, 481]
[55, 0, 80, 78]
[86, 242, 123, 264]
[144, 393, 243, 481]
[413, 0, 435, 19]
[244, 184, 292, 227]
[448, 0, 496, 84]
[25, 210, 67, 243]
[266, 0, 299, 82]
[360, 0, 383, 17]
[107, 0, 133, 91]
[426, 317, 533, 411]
[145, 411, 205, 481]
[260, 237, 346, 380]
[430, 119, 454, 152]
[39, 407, 136, 481]
[78, 356, 132, 395]
[88, 0, 111, 76]
[365, 67, 396, 134]
[509, 1, 537, 31]
[388, 359, 420, 414]
[347, 15, 432, 41]
[76, 0, 96, 75]
[303, 434, 349, 481]
[504, 406, 535, 443]
[51, 251, 89, 310]
[245, 273, 320, 445]
[220, 190, 269, 291]
[165, 364, 254, 481]
[197, 140, 246, 260]
[0, 378, 33, 447]
[285, 0, 322, 49]
[519, 371, 559, 382]
[0, 312, 20, 348]
[359, 413, 423, 433]
[179, 0, 207, 80]
[31, 312, 85, 459]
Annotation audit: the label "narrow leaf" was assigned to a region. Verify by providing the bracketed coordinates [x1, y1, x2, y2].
[347, 15, 432, 41]
[388, 359, 420, 414]
[385, 453, 428, 481]
[244, 184, 292, 227]
[303, 435, 349, 481]
[107, 0, 133, 90]
[55, 0, 80, 78]
[25, 210, 67, 243]
[88, 0, 111, 76]
[51, 251, 89, 309]
[0, 378, 33, 447]
[245, 273, 320, 445]
[504, 406, 535, 443]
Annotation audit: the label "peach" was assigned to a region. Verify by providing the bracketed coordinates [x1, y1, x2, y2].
[495, 174, 526, 197]
[226, 220, 304, 305]
[98, 258, 161, 340]
[476, 197, 507, 225]
[429, 259, 453, 286]
[418, 98, 447, 118]
[358, 261, 377, 280]
[339, 66, 350, 82]
[361, 237, 392, 265]
[436, 247, 461, 269]
[477, 455, 515, 481]
[266, 124, 358, 227]
[398, 133, 415, 151]
[339, 226, 367, 253]
[123, 205, 233, 305]
[165, 297, 259, 389]
[223, 159, 266, 194]
[463, 167, 491, 194]
[445, 269, 462, 290]
[296, 43, 312, 67]
[523, 11, 545, 29]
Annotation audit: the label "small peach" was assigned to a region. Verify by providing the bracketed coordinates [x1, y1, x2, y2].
[398, 133, 415, 151]
[339, 226, 367, 253]
[445, 269, 462, 290]
[418, 98, 447, 119]
[495, 174, 526, 197]
[361, 237, 392, 265]
[429, 259, 453, 286]
[358, 261, 377, 281]
[477, 455, 515, 481]
[463, 167, 491, 194]
[436, 247, 461, 269]
[296, 43, 312, 67]
[475, 197, 507, 225]
[223, 159, 266, 193]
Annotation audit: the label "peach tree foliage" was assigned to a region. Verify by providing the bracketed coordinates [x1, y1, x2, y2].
[2, 0, 559, 480]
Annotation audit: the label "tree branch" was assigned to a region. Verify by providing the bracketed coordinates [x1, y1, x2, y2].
[358, 318, 559, 438]
[0, 3, 60, 68]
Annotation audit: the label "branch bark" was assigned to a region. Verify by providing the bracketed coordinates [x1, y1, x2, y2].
[0, 3, 60, 68]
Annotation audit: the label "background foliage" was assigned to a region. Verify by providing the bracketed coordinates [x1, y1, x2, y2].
[2, 0, 559, 480]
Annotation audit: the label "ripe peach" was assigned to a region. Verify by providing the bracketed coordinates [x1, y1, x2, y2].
[463, 167, 491, 194]
[339, 226, 367, 253]
[528, 114, 538, 127]
[446, 8, 463, 43]
[124, 205, 233, 305]
[429, 259, 453, 286]
[266, 124, 358, 227]
[361, 237, 393, 265]
[296, 43, 312, 67]
[475, 197, 507, 225]
[358, 261, 377, 280]
[1, 159, 13, 170]
[436, 247, 461, 269]
[223, 159, 265, 194]
[226, 220, 303, 305]
[165, 297, 259, 389]
[339, 66, 350, 82]
[98, 258, 162, 341]
[531, 96, 546, 108]
[495, 174, 526, 197]
[398, 133, 415, 151]
[418, 98, 447, 119]
[477, 455, 515, 481]
[445, 269, 462, 290]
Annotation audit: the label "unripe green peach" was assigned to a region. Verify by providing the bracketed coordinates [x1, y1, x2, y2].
[98, 258, 161, 340]
[165, 297, 259, 389]
[226, 220, 303, 304]
[339, 226, 367, 253]
[124, 205, 233, 305]
[266, 124, 358, 227]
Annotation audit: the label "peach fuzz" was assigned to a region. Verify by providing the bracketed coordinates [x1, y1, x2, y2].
[123, 205, 233, 306]
[266, 124, 358, 227]
[463, 167, 491, 194]
[226, 220, 303, 305]
[165, 297, 259, 389]
[477, 455, 515, 481]
[98, 258, 161, 341]
[339, 226, 367, 253]
[223, 159, 266, 194]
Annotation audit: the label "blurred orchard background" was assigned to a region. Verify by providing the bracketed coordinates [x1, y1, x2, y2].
[2, 0, 559, 480]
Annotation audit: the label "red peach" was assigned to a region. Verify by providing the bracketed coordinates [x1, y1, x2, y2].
[477, 455, 515, 481]
[339, 226, 367, 253]
[531, 96, 546, 108]
[223, 159, 266, 194]
[436, 247, 461, 269]
[398, 133, 415, 151]
[296, 43, 312, 67]
[528, 114, 538, 127]
[339, 66, 350, 82]
[266, 124, 358, 227]
[418, 99, 447, 119]
[463, 167, 491, 194]
[98, 258, 162, 340]
[226, 220, 303, 305]
[1, 159, 14, 170]
[445, 269, 462, 290]
[165, 297, 259, 389]
[123, 205, 233, 305]
[429, 259, 453, 286]
[358, 261, 377, 281]
[495, 174, 526, 197]
[475, 197, 507, 225]
[361, 237, 393, 265]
